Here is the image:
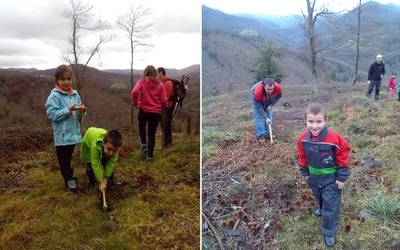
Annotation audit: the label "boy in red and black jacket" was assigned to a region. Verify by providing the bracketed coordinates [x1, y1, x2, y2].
[297, 102, 350, 247]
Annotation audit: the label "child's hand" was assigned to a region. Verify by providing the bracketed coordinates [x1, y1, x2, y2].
[336, 180, 345, 190]
[99, 180, 107, 191]
[77, 104, 86, 113]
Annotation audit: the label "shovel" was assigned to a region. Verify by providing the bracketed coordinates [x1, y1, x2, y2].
[102, 189, 108, 211]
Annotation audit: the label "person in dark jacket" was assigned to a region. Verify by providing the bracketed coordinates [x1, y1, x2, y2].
[157, 67, 174, 147]
[297, 102, 350, 247]
[366, 54, 385, 100]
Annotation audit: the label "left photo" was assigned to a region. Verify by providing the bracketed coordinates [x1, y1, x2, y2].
[0, 0, 200, 249]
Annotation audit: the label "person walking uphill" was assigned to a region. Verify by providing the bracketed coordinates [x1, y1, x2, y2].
[132, 65, 168, 161]
[157, 67, 174, 147]
[297, 102, 350, 247]
[45, 65, 86, 193]
[251, 78, 282, 144]
[366, 54, 385, 100]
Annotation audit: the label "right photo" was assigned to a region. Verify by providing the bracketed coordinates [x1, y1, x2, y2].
[202, 0, 400, 249]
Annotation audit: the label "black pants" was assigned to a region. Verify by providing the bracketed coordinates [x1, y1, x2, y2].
[85, 161, 115, 187]
[366, 80, 381, 98]
[161, 107, 174, 146]
[138, 109, 161, 157]
[55, 144, 76, 185]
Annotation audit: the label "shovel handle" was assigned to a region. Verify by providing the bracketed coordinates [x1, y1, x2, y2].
[268, 123, 273, 144]
[102, 189, 108, 209]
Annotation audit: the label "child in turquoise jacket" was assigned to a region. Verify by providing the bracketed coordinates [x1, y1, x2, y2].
[45, 65, 86, 193]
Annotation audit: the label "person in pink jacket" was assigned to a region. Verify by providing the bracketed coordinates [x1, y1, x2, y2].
[132, 65, 168, 161]
[387, 72, 397, 100]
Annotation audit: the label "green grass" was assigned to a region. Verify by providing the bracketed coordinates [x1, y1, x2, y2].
[0, 134, 199, 249]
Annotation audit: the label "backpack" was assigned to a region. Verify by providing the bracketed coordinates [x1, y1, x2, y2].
[168, 75, 189, 115]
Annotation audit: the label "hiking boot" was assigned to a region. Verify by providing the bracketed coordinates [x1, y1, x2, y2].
[65, 177, 80, 194]
[138, 143, 147, 151]
[312, 208, 322, 217]
[146, 156, 154, 162]
[108, 177, 122, 187]
[324, 235, 336, 247]
[375, 95, 379, 100]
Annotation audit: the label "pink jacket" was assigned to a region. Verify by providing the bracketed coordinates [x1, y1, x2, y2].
[388, 76, 397, 90]
[131, 77, 168, 113]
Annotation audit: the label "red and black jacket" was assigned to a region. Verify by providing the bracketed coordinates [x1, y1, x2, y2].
[297, 127, 350, 182]
[252, 82, 282, 110]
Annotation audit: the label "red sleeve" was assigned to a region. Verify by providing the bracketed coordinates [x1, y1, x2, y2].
[335, 134, 350, 168]
[297, 132, 307, 168]
[160, 84, 168, 107]
[131, 80, 142, 107]
[165, 80, 174, 99]
[275, 83, 282, 97]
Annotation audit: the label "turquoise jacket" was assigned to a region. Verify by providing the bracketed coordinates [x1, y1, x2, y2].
[45, 88, 82, 146]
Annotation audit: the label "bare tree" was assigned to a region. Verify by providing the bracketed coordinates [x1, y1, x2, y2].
[301, 0, 332, 81]
[116, 5, 152, 127]
[63, 0, 113, 92]
[352, 0, 362, 86]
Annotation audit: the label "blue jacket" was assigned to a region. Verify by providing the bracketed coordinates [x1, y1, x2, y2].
[45, 88, 82, 146]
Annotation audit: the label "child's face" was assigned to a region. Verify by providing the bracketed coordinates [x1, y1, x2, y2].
[57, 71, 73, 89]
[103, 142, 119, 157]
[306, 112, 327, 136]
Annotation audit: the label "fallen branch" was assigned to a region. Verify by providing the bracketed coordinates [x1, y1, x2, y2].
[202, 212, 225, 250]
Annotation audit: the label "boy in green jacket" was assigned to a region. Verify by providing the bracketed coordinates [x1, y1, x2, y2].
[81, 127, 122, 192]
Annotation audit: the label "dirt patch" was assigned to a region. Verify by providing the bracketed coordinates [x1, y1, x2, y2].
[0, 127, 52, 162]
[2, 231, 33, 249]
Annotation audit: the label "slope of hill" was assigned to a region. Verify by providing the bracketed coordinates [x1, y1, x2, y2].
[0, 64, 199, 131]
[202, 1, 400, 97]
[0, 131, 199, 249]
[202, 81, 400, 249]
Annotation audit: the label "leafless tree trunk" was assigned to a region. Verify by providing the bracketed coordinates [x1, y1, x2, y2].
[63, 0, 112, 93]
[352, 0, 362, 86]
[302, 0, 331, 81]
[116, 5, 152, 128]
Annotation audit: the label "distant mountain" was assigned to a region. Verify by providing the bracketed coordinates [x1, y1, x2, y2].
[202, 6, 287, 45]
[237, 14, 302, 29]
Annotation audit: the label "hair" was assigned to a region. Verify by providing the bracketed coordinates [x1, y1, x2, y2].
[142, 65, 158, 80]
[104, 130, 122, 148]
[157, 67, 166, 76]
[305, 102, 327, 120]
[54, 65, 74, 82]
[262, 78, 275, 87]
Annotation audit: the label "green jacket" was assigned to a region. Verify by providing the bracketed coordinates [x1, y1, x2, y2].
[80, 127, 118, 182]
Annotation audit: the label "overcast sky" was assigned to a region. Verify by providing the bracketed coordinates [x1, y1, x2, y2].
[202, 0, 400, 16]
[0, 0, 200, 70]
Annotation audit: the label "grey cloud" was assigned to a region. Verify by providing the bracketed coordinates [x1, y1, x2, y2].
[152, 14, 199, 34]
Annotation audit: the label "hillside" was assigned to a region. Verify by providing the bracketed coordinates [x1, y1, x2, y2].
[202, 82, 400, 249]
[0, 130, 200, 249]
[0, 64, 200, 131]
[202, 1, 400, 97]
